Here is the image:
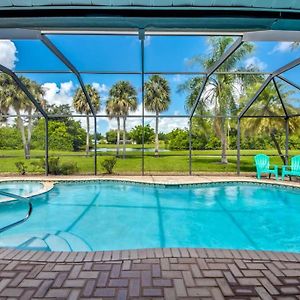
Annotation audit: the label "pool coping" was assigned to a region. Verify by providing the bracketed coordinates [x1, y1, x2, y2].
[0, 246, 300, 263]
[0, 175, 299, 197]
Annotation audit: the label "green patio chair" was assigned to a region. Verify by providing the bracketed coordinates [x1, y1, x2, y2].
[254, 154, 279, 180]
[282, 155, 300, 180]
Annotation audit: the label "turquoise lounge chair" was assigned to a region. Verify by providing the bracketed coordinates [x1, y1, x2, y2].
[254, 154, 279, 180]
[282, 155, 300, 180]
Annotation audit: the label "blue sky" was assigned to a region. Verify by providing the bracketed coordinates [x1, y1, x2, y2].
[1, 35, 300, 133]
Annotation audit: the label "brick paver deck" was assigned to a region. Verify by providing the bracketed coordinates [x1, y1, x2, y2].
[0, 248, 300, 299]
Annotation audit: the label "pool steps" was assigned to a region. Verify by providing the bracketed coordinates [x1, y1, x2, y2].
[0, 232, 92, 252]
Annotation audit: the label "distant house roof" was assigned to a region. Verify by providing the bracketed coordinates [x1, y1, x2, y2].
[1, 1, 300, 32]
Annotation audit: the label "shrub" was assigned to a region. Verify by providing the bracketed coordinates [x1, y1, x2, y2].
[101, 158, 117, 174]
[60, 162, 79, 175]
[48, 157, 61, 175]
[30, 160, 45, 173]
[15, 162, 27, 175]
[36, 157, 78, 175]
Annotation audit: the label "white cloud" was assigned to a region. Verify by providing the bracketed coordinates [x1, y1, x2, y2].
[270, 42, 293, 54]
[42, 81, 75, 106]
[92, 82, 108, 94]
[146, 117, 188, 133]
[244, 56, 267, 71]
[0, 40, 17, 69]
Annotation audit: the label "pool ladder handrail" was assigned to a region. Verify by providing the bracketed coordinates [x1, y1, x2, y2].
[0, 191, 33, 234]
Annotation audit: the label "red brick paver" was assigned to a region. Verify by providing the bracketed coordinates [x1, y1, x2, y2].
[0, 248, 300, 299]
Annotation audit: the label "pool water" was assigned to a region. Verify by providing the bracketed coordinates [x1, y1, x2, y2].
[0, 181, 300, 252]
[0, 181, 43, 200]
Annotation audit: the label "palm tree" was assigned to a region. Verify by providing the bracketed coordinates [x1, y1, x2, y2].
[144, 75, 171, 156]
[73, 85, 100, 156]
[106, 81, 137, 158]
[240, 81, 299, 164]
[0, 74, 45, 159]
[181, 37, 255, 163]
[106, 98, 122, 157]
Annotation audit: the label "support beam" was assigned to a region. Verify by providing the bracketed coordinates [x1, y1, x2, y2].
[189, 76, 208, 119]
[139, 29, 145, 176]
[45, 118, 49, 176]
[239, 56, 300, 119]
[0, 28, 41, 40]
[239, 58, 300, 118]
[243, 30, 300, 43]
[94, 117, 97, 175]
[0, 64, 48, 119]
[40, 35, 96, 117]
[285, 118, 289, 165]
[277, 75, 300, 92]
[237, 118, 241, 176]
[189, 119, 192, 175]
[273, 78, 288, 118]
[239, 75, 273, 118]
[190, 37, 243, 119]
[274, 57, 300, 76]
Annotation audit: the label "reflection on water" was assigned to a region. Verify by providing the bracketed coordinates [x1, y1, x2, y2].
[96, 147, 170, 152]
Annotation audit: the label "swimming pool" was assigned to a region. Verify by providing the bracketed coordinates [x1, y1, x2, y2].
[0, 181, 299, 252]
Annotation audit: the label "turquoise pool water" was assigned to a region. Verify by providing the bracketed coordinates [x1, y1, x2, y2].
[0, 181, 300, 252]
[0, 181, 43, 200]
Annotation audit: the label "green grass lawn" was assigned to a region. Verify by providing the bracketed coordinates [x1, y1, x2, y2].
[1, 146, 299, 175]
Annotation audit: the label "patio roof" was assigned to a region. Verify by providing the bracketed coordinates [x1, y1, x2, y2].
[1, 1, 300, 31]
[1, 1, 300, 11]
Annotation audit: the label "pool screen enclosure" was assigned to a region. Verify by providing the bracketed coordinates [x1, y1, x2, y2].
[0, 1, 300, 176]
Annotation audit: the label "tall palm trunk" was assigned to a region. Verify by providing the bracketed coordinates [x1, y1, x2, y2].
[85, 116, 90, 156]
[122, 116, 126, 159]
[15, 108, 29, 159]
[155, 111, 159, 157]
[270, 129, 286, 164]
[116, 117, 120, 157]
[221, 132, 228, 164]
[25, 109, 33, 160]
[220, 119, 228, 164]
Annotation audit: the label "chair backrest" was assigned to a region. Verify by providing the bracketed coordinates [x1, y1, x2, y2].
[254, 154, 270, 170]
[291, 155, 300, 172]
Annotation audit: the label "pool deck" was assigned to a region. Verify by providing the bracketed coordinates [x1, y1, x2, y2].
[0, 247, 300, 299]
[0, 175, 300, 299]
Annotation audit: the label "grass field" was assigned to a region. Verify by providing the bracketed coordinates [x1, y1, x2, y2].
[1, 145, 299, 175]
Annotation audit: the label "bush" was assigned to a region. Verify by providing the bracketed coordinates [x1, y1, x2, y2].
[101, 158, 117, 174]
[36, 157, 78, 175]
[48, 157, 61, 175]
[0, 127, 22, 150]
[15, 162, 27, 175]
[60, 162, 79, 175]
